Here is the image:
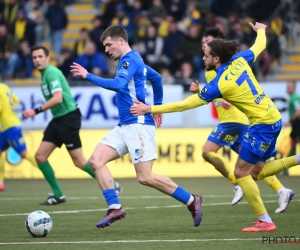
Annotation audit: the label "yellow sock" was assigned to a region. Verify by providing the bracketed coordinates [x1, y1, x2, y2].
[258, 156, 297, 180]
[24, 153, 38, 168]
[263, 176, 283, 192]
[202, 152, 236, 184]
[227, 170, 237, 185]
[0, 155, 5, 182]
[237, 175, 267, 216]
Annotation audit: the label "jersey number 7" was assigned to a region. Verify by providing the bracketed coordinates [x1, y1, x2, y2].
[236, 70, 258, 96]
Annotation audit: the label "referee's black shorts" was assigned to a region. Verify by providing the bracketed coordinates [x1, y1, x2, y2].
[43, 108, 82, 150]
[290, 119, 300, 141]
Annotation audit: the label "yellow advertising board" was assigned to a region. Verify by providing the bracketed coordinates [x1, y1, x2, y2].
[4, 128, 300, 179]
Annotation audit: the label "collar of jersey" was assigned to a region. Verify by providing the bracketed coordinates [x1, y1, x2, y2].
[216, 61, 230, 74]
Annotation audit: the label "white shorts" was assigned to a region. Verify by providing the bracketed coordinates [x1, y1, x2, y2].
[100, 124, 157, 164]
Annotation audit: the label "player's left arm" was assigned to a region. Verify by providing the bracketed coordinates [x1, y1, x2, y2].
[249, 29, 267, 61]
[146, 65, 163, 105]
[232, 23, 267, 64]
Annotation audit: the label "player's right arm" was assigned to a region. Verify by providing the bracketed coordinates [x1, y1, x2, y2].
[71, 55, 139, 92]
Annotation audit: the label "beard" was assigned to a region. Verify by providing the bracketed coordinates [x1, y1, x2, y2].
[205, 61, 216, 71]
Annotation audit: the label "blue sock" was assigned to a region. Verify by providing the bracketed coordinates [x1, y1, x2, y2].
[103, 189, 120, 206]
[171, 186, 191, 205]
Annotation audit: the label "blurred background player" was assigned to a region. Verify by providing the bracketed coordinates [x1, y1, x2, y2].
[22, 46, 121, 205]
[189, 27, 294, 213]
[0, 83, 39, 191]
[285, 80, 300, 176]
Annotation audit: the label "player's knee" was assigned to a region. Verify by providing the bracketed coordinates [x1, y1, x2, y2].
[137, 174, 153, 186]
[72, 157, 85, 169]
[35, 151, 47, 164]
[202, 152, 209, 160]
[88, 155, 105, 172]
[234, 167, 244, 179]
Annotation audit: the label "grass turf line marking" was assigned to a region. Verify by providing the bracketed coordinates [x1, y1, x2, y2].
[0, 238, 262, 245]
[0, 199, 299, 217]
[0, 194, 278, 201]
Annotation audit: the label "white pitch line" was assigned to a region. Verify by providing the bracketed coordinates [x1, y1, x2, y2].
[0, 194, 278, 201]
[1, 199, 299, 217]
[0, 238, 262, 245]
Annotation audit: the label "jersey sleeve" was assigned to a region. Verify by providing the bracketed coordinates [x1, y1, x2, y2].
[146, 65, 163, 105]
[116, 55, 139, 82]
[232, 29, 266, 64]
[11, 92, 19, 109]
[231, 50, 255, 64]
[46, 71, 63, 94]
[197, 78, 222, 102]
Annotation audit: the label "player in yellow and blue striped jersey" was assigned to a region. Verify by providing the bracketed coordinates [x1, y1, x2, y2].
[130, 22, 300, 232]
[0, 83, 39, 191]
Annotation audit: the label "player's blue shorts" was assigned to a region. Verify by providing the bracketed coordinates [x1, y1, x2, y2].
[208, 122, 249, 154]
[239, 119, 282, 164]
[0, 126, 26, 154]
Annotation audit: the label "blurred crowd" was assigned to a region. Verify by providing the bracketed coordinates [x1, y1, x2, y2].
[0, 0, 299, 90]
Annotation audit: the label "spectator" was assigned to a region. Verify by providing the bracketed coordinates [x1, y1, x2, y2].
[3, 0, 19, 27]
[75, 42, 107, 77]
[177, 61, 197, 91]
[133, 11, 151, 43]
[178, 0, 201, 32]
[160, 68, 175, 85]
[180, 24, 202, 74]
[0, 25, 18, 78]
[101, 0, 123, 27]
[16, 39, 34, 78]
[57, 48, 74, 80]
[140, 25, 164, 68]
[163, 0, 186, 21]
[228, 21, 253, 46]
[45, 0, 68, 58]
[89, 16, 105, 53]
[111, 3, 135, 43]
[73, 27, 90, 58]
[25, 0, 48, 44]
[10, 9, 36, 47]
[148, 0, 167, 26]
[162, 21, 184, 63]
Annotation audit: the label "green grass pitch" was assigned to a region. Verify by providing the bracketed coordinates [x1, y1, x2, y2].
[0, 177, 299, 250]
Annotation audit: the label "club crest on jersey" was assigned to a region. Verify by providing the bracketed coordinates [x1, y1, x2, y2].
[122, 62, 129, 69]
[201, 87, 207, 95]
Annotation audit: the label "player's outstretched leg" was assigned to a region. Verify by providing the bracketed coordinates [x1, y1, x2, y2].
[187, 194, 203, 227]
[136, 162, 203, 227]
[263, 176, 294, 213]
[257, 155, 300, 179]
[96, 206, 126, 228]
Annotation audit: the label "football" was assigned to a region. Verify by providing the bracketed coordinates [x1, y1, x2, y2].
[25, 210, 52, 237]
